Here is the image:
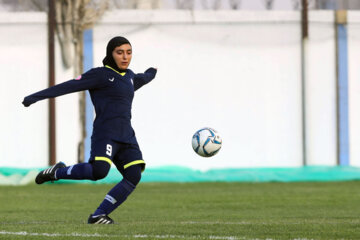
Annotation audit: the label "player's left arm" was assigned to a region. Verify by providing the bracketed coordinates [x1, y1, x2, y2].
[133, 67, 157, 91]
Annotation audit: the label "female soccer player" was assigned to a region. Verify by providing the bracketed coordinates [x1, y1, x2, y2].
[22, 36, 157, 224]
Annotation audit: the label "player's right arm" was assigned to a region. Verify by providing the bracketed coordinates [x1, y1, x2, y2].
[22, 68, 103, 107]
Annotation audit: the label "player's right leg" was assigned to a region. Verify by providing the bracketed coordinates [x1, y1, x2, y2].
[35, 162, 66, 184]
[35, 160, 111, 184]
[55, 160, 111, 180]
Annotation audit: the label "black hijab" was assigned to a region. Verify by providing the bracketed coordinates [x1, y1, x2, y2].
[102, 36, 131, 73]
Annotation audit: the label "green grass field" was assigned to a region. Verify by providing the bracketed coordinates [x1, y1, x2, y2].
[0, 181, 360, 240]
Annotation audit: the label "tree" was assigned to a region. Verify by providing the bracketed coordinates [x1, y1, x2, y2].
[0, 0, 109, 163]
[55, 0, 108, 163]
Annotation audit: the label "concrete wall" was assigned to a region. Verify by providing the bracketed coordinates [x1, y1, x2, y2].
[0, 10, 359, 170]
[93, 10, 329, 170]
[348, 11, 360, 166]
[0, 12, 80, 168]
[0, 13, 49, 168]
[305, 11, 337, 166]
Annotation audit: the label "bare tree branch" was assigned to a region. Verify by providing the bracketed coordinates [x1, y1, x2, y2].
[229, 0, 241, 9]
[292, 0, 301, 10]
[263, 0, 274, 10]
[212, 0, 221, 10]
[177, 0, 194, 9]
[30, 0, 47, 11]
[201, 0, 208, 9]
[202, 0, 221, 10]
[0, 0, 47, 11]
[54, 0, 109, 163]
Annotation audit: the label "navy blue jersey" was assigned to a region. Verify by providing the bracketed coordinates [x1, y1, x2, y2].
[23, 66, 157, 144]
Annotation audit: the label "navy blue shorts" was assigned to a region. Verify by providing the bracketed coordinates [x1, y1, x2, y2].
[89, 137, 145, 174]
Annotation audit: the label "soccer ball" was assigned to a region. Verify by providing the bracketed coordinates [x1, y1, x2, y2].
[192, 127, 222, 157]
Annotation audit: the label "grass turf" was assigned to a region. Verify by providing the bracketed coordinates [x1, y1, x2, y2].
[0, 182, 359, 239]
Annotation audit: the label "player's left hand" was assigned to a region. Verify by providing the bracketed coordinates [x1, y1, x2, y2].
[145, 68, 157, 79]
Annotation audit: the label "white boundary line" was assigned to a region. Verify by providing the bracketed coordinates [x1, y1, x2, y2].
[0, 231, 244, 240]
[0, 230, 319, 240]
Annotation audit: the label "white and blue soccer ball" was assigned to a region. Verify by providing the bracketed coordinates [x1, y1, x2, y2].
[192, 127, 222, 157]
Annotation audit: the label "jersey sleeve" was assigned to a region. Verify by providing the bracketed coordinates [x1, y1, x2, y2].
[133, 67, 157, 91]
[22, 68, 104, 107]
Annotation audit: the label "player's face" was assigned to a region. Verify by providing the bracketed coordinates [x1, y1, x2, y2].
[112, 44, 132, 70]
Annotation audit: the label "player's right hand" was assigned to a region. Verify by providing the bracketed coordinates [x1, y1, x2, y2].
[22, 97, 34, 107]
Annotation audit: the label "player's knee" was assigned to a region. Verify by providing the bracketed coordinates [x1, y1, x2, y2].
[91, 161, 111, 180]
[123, 164, 142, 186]
[92, 169, 108, 180]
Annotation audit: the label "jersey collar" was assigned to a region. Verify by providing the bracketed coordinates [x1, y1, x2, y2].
[105, 65, 126, 76]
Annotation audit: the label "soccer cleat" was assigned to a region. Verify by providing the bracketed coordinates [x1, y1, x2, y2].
[88, 214, 114, 224]
[35, 162, 66, 184]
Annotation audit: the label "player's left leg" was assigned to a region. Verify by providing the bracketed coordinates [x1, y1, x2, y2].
[88, 143, 145, 224]
[88, 164, 142, 224]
